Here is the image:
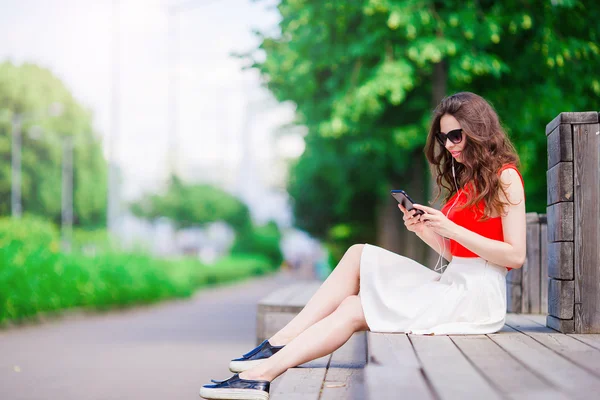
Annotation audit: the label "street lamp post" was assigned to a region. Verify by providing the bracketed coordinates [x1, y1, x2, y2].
[27, 125, 75, 253]
[10, 115, 22, 218]
[61, 136, 74, 253]
[9, 103, 64, 219]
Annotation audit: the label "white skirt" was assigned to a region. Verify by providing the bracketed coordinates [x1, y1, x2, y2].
[358, 243, 508, 335]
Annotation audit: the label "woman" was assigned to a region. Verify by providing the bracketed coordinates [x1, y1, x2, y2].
[199, 92, 526, 400]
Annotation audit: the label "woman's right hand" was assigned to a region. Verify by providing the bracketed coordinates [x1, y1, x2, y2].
[399, 204, 427, 234]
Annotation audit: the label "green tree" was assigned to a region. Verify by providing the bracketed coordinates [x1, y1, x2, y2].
[248, 0, 600, 262]
[0, 61, 107, 228]
[131, 176, 252, 231]
[231, 220, 284, 267]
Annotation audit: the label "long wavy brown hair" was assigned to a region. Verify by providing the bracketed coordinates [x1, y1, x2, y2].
[424, 92, 521, 221]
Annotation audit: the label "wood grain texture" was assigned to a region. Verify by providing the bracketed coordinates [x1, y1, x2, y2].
[547, 315, 575, 333]
[526, 216, 541, 313]
[257, 312, 297, 345]
[547, 162, 574, 205]
[548, 124, 574, 169]
[547, 202, 574, 242]
[258, 281, 321, 313]
[548, 241, 574, 280]
[546, 112, 599, 135]
[452, 334, 569, 400]
[490, 320, 600, 400]
[270, 355, 331, 400]
[507, 314, 600, 379]
[569, 334, 600, 351]
[548, 279, 575, 319]
[257, 282, 321, 345]
[258, 283, 306, 311]
[365, 333, 433, 400]
[320, 332, 367, 400]
[540, 222, 549, 314]
[506, 283, 522, 313]
[573, 122, 600, 333]
[506, 267, 522, 284]
[410, 335, 502, 400]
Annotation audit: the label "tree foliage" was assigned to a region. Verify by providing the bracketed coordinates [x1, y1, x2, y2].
[0, 61, 107, 228]
[131, 176, 252, 231]
[250, 0, 600, 243]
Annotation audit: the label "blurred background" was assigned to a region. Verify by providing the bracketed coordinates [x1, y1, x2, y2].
[0, 0, 599, 323]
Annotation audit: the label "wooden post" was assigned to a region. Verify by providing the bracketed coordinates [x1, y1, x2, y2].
[545, 112, 600, 333]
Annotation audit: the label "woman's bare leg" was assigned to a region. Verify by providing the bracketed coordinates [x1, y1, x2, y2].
[268, 244, 364, 346]
[241, 295, 368, 381]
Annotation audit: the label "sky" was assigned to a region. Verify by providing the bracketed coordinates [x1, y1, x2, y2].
[0, 0, 305, 207]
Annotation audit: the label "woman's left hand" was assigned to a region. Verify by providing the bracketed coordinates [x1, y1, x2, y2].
[412, 204, 460, 239]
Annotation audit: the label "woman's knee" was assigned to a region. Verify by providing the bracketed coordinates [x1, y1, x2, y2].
[336, 295, 368, 330]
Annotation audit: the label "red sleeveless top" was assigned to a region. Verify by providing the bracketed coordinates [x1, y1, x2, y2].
[440, 164, 525, 271]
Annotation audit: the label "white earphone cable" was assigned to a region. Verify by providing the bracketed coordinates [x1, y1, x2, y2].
[432, 158, 461, 273]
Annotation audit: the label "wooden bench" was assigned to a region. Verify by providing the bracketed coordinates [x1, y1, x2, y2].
[260, 282, 600, 399]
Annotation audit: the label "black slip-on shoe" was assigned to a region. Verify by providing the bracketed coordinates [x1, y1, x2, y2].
[229, 340, 285, 373]
[199, 373, 270, 400]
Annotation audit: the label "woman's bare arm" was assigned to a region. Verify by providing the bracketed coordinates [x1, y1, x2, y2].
[415, 228, 453, 263]
[449, 168, 527, 269]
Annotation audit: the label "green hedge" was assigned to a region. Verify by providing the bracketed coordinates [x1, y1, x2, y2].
[0, 216, 275, 324]
[231, 221, 283, 267]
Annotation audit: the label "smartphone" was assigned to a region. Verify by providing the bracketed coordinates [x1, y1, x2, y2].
[391, 190, 425, 216]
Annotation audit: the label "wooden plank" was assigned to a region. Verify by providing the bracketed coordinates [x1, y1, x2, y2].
[452, 334, 569, 400]
[365, 333, 433, 400]
[546, 202, 574, 242]
[505, 313, 556, 333]
[546, 112, 599, 135]
[490, 320, 600, 400]
[540, 223, 549, 314]
[506, 283, 522, 313]
[257, 282, 319, 345]
[258, 312, 297, 345]
[547, 124, 573, 169]
[257, 284, 305, 345]
[259, 283, 306, 310]
[547, 162, 574, 205]
[547, 315, 575, 334]
[526, 215, 541, 313]
[410, 335, 503, 400]
[508, 314, 600, 379]
[287, 281, 321, 309]
[573, 122, 600, 333]
[569, 334, 600, 351]
[506, 267, 522, 285]
[320, 332, 367, 400]
[575, 303, 584, 334]
[549, 279, 574, 319]
[523, 313, 548, 327]
[269, 354, 330, 400]
[548, 241, 574, 280]
[521, 259, 530, 313]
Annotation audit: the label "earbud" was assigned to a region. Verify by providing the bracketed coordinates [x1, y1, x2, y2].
[452, 158, 455, 178]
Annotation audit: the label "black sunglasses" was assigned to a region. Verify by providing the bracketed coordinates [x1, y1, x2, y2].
[435, 128, 463, 146]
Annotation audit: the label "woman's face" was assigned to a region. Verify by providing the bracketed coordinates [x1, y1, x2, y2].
[439, 114, 466, 163]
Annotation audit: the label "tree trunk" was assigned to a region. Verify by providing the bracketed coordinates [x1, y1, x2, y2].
[427, 60, 448, 268]
[375, 60, 447, 267]
[376, 149, 429, 266]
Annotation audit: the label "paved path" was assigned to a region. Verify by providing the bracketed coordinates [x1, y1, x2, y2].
[0, 270, 303, 400]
